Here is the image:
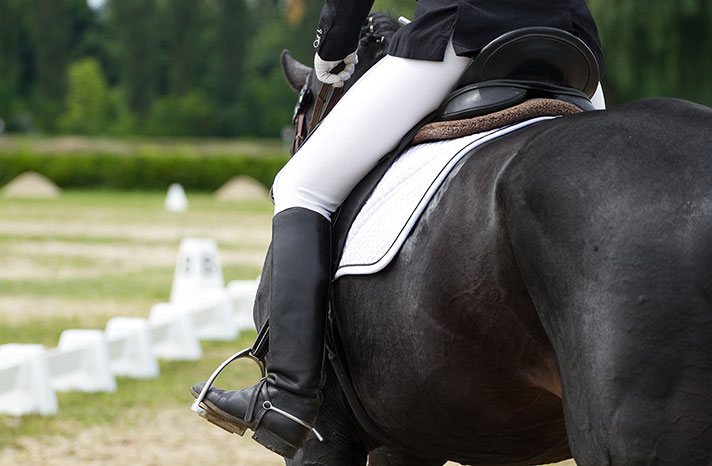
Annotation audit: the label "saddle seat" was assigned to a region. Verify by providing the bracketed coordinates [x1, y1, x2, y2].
[439, 27, 600, 122]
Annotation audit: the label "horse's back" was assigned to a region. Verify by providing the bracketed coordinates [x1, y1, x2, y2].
[501, 98, 712, 465]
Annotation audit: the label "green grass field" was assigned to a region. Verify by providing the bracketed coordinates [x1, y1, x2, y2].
[0, 190, 274, 452]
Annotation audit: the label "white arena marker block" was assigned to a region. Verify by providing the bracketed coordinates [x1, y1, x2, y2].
[149, 303, 202, 360]
[186, 289, 239, 341]
[105, 317, 160, 378]
[165, 183, 188, 212]
[170, 237, 225, 305]
[227, 279, 260, 332]
[50, 330, 117, 393]
[0, 344, 58, 416]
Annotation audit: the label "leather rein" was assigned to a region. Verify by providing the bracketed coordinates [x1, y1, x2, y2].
[291, 64, 346, 156]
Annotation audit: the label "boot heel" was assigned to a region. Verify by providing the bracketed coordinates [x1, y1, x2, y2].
[202, 411, 247, 436]
[252, 427, 300, 459]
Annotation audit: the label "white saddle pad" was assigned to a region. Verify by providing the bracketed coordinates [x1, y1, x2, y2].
[334, 116, 555, 279]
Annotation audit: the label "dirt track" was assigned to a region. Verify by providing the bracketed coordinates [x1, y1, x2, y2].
[0, 407, 283, 466]
[0, 405, 575, 466]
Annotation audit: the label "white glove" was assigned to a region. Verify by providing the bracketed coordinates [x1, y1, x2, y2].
[314, 51, 358, 88]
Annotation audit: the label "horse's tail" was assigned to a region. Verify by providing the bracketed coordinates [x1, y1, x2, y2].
[500, 97, 712, 465]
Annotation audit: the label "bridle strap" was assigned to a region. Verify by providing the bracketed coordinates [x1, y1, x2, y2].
[308, 84, 330, 134]
[323, 86, 345, 123]
[291, 62, 347, 155]
[308, 82, 344, 134]
[292, 112, 308, 156]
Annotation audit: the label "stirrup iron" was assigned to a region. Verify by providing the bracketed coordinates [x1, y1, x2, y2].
[191, 347, 266, 416]
[191, 321, 269, 416]
[190, 320, 324, 442]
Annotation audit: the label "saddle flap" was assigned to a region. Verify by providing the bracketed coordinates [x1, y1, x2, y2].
[438, 79, 594, 122]
[439, 84, 528, 121]
[458, 27, 600, 97]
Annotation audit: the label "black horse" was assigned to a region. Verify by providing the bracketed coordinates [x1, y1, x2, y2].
[260, 14, 712, 466]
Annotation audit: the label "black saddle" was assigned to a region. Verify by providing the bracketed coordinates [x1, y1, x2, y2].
[436, 27, 600, 121]
[458, 27, 600, 94]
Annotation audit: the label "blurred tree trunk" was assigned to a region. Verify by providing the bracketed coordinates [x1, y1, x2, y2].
[0, 0, 30, 119]
[27, 0, 73, 130]
[109, 0, 158, 116]
[214, 0, 251, 104]
[30, 0, 69, 101]
[165, 0, 205, 96]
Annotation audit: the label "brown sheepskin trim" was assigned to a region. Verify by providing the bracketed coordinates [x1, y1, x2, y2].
[412, 98, 583, 145]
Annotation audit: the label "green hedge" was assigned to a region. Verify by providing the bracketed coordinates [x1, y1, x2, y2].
[0, 149, 290, 191]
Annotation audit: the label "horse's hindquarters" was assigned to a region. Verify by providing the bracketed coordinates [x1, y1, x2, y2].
[502, 98, 712, 465]
[332, 123, 576, 465]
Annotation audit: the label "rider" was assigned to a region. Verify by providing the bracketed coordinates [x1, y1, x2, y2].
[192, 0, 605, 458]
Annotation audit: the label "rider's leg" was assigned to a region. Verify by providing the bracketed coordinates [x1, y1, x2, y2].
[193, 207, 331, 458]
[273, 40, 471, 219]
[192, 40, 470, 458]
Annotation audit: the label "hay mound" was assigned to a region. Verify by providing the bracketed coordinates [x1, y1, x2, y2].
[3, 171, 60, 198]
[215, 176, 269, 202]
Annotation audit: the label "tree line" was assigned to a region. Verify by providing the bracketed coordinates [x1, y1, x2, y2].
[0, 0, 710, 138]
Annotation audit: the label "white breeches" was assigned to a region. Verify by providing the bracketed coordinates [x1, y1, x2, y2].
[273, 40, 607, 220]
[273, 41, 471, 220]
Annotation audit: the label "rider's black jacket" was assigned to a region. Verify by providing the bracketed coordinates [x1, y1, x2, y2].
[316, 0, 605, 76]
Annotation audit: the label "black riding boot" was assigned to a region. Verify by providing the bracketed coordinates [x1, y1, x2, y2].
[191, 207, 330, 458]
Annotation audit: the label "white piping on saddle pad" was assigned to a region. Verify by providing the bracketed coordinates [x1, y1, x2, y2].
[334, 116, 557, 279]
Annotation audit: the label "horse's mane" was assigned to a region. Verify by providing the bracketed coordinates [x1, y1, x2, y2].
[352, 13, 399, 80]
